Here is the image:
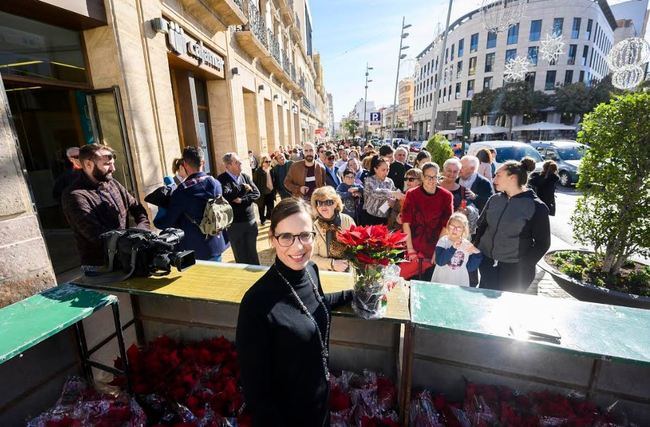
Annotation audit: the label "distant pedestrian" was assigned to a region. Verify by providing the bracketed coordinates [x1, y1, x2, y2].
[475, 158, 550, 293]
[388, 146, 412, 191]
[271, 152, 293, 199]
[336, 170, 363, 222]
[528, 160, 559, 216]
[362, 156, 401, 225]
[284, 142, 326, 200]
[414, 150, 431, 170]
[154, 146, 228, 261]
[253, 154, 275, 225]
[476, 148, 494, 182]
[323, 150, 341, 188]
[248, 150, 259, 172]
[459, 155, 494, 213]
[218, 153, 261, 265]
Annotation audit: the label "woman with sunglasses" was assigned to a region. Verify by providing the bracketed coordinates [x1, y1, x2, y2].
[311, 187, 356, 272]
[236, 198, 352, 426]
[252, 154, 275, 225]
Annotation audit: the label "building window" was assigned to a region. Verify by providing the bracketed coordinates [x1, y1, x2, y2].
[567, 44, 577, 65]
[564, 70, 574, 85]
[545, 70, 557, 90]
[582, 45, 589, 66]
[470, 33, 479, 52]
[445, 47, 449, 64]
[455, 82, 461, 98]
[507, 23, 519, 45]
[572, 17, 581, 39]
[505, 49, 517, 64]
[450, 44, 455, 61]
[467, 79, 475, 97]
[457, 60, 463, 77]
[525, 72, 536, 87]
[486, 31, 497, 49]
[579, 70, 585, 82]
[485, 53, 495, 72]
[528, 46, 539, 65]
[458, 38, 464, 57]
[586, 19, 593, 40]
[553, 18, 564, 36]
[469, 56, 477, 75]
[529, 19, 542, 42]
[483, 76, 493, 89]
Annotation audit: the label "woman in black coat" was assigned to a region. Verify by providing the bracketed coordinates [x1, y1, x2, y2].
[528, 160, 559, 216]
[236, 198, 352, 426]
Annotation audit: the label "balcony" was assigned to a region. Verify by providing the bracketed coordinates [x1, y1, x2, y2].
[234, 1, 268, 58]
[291, 14, 302, 41]
[178, 0, 247, 29]
[259, 30, 284, 77]
[281, 0, 295, 25]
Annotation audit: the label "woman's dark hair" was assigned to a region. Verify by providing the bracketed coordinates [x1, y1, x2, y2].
[269, 197, 312, 235]
[369, 155, 387, 176]
[501, 157, 536, 187]
[542, 160, 558, 177]
[415, 150, 431, 165]
[477, 148, 491, 164]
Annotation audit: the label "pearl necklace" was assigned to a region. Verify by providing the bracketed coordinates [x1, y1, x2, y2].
[274, 264, 331, 381]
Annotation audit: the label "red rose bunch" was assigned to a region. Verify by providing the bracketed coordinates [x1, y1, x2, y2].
[337, 225, 407, 269]
[112, 335, 249, 426]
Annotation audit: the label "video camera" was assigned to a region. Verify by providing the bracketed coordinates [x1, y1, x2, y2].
[101, 228, 195, 278]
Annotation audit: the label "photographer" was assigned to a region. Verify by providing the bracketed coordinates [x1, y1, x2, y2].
[62, 143, 149, 270]
[218, 153, 261, 265]
[154, 146, 228, 262]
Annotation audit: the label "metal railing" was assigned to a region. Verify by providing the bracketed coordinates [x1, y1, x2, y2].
[268, 30, 281, 64]
[282, 50, 291, 75]
[244, 0, 267, 47]
[232, 0, 243, 11]
[290, 65, 296, 83]
[299, 74, 305, 91]
[302, 97, 314, 112]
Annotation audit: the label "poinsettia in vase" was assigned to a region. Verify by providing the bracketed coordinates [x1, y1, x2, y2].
[337, 225, 407, 319]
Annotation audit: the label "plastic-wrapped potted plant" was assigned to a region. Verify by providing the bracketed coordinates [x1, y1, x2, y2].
[539, 92, 650, 308]
[337, 225, 407, 319]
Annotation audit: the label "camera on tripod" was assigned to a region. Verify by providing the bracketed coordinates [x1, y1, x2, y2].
[101, 228, 195, 278]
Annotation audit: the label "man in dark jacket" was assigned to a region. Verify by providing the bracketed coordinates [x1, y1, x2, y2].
[459, 155, 494, 213]
[218, 152, 261, 265]
[388, 146, 412, 191]
[62, 143, 149, 269]
[154, 146, 228, 261]
[271, 152, 292, 199]
[323, 150, 341, 188]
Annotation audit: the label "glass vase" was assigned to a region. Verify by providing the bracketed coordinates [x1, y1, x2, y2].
[351, 264, 390, 319]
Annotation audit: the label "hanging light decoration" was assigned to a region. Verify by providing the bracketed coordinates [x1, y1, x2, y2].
[480, 0, 527, 34]
[503, 56, 531, 82]
[607, 37, 650, 71]
[540, 33, 566, 63]
[611, 65, 645, 90]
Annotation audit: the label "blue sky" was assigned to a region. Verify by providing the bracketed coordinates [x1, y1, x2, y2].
[310, 0, 478, 120]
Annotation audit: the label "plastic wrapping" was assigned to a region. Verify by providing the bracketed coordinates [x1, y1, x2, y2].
[352, 264, 405, 320]
[329, 370, 398, 426]
[27, 376, 146, 427]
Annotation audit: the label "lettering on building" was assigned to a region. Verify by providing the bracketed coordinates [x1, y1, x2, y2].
[156, 17, 224, 74]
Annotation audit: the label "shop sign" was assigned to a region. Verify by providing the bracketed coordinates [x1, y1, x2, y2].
[155, 17, 225, 78]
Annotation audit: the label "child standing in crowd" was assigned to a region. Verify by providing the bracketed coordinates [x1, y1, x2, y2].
[431, 213, 482, 287]
[336, 170, 363, 222]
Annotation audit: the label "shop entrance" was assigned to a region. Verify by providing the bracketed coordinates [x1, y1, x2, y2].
[5, 82, 134, 276]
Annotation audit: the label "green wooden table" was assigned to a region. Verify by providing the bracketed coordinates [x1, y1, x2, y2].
[0, 284, 130, 390]
[410, 281, 650, 365]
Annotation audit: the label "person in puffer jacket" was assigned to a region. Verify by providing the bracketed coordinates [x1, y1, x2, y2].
[474, 157, 550, 293]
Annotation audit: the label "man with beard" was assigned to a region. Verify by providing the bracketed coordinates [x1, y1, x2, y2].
[284, 142, 326, 200]
[62, 143, 149, 269]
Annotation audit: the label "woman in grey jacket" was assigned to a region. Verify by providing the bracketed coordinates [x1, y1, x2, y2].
[474, 158, 551, 293]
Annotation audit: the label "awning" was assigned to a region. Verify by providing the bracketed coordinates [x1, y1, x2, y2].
[512, 121, 577, 132]
[470, 125, 509, 135]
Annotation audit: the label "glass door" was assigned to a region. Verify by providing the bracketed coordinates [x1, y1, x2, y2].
[83, 86, 137, 194]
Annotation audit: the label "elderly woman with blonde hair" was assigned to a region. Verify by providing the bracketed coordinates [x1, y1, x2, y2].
[310, 186, 356, 272]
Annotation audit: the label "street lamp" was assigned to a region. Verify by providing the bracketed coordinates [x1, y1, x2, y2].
[429, 0, 454, 139]
[391, 17, 411, 140]
[363, 63, 373, 141]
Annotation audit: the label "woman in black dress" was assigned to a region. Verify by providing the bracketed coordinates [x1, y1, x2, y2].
[528, 160, 559, 216]
[236, 198, 352, 426]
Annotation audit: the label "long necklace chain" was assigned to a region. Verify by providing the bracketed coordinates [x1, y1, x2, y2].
[274, 265, 331, 381]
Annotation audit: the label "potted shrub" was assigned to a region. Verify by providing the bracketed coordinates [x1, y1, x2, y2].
[425, 134, 454, 167]
[539, 92, 650, 308]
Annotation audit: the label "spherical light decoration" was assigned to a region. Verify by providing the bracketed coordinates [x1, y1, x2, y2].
[607, 37, 650, 71]
[480, 0, 527, 34]
[540, 33, 566, 63]
[504, 56, 531, 82]
[611, 65, 645, 90]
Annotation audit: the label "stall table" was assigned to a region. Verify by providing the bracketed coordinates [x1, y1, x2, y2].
[408, 281, 650, 422]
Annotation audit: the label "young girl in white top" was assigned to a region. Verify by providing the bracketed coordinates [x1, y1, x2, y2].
[431, 212, 483, 287]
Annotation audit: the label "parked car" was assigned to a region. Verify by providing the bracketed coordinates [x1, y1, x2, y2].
[467, 141, 544, 172]
[530, 140, 587, 186]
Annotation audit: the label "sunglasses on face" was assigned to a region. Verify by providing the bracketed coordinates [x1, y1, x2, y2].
[263, 160, 271, 164]
[274, 231, 316, 247]
[316, 199, 335, 207]
[405, 177, 420, 182]
[327, 156, 336, 160]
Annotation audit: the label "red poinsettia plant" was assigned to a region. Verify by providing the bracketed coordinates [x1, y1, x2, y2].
[337, 224, 407, 269]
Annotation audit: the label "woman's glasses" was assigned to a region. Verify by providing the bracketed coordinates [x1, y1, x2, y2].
[274, 231, 316, 247]
[316, 199, 335, 207]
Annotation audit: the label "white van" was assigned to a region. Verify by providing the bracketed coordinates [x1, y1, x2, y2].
[467, 141, 544, 172]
